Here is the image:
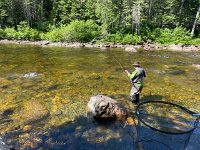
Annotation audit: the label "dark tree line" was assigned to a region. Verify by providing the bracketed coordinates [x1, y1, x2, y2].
[0, 0, 199, 39]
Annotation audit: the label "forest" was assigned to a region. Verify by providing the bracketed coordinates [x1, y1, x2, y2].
[0, 0, 200, 45]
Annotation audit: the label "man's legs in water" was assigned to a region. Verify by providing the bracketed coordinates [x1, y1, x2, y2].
[130, 86, 142, 103]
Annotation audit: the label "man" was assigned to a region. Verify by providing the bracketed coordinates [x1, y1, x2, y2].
[124, 61, 146, 103]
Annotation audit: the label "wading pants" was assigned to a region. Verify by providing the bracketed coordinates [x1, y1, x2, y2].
[130, 85, 142, 103]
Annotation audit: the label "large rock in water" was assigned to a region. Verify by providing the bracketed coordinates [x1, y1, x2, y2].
[87, 94, 128, 123]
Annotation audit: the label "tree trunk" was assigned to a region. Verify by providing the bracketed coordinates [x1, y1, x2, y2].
[132, 3, 141, 35]
[9, 0, 14, 27]
[191, 5, 200, 37]
[132, 6, 135, 35]
[41, 0, 44, 21]
[147, 0, 152, 24]
[178, 0, 185, 25]
[137, 3, 141, 35]
[23, 0, 31, 26]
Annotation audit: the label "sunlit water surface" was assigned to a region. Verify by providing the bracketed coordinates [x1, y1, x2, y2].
[0, 44, 199, 149]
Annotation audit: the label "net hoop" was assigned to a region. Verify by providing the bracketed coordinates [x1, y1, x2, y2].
[136, 100, 199, 135]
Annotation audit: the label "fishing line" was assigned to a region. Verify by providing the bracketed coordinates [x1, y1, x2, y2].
[107, 49, 134, 114]
[107, 50, 130, 82]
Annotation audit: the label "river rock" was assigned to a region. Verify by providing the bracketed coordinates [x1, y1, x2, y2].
[167, 44, 183, 51]
[125, 46, 137, 52]
[34, 40, 50, 45]
[87, 94, 128, 122]
[183, 45, 199, 52]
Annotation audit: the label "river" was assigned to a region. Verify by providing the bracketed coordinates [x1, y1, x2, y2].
[0, 44, 199, 149]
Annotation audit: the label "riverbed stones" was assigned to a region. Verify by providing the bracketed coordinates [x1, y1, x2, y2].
[1, 40, 200, 52]
[167, 44, 183, 51]
[13, 100, 49, 124]
[0, 137, 10, 150]
[87, 94, 128, 122]
[0, 78, 13, 88]
[22, 72, 39, 78]
[183, 45, 199, 51]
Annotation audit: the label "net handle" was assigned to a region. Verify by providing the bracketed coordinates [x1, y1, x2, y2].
[193, 114, 200, 129]
[193, 113, 200, 117]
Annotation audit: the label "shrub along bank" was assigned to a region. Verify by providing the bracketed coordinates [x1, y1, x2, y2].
[0, 20, 200, 45]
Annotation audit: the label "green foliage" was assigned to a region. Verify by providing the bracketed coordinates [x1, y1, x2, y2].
[63, 20, 101, 42]
[43, 27, 65, 42]
[122, 34, 142, 44]
[140, 26, 152, 41]
[104, 33, 142, 44]
[132, 34, 142, 44]
[51, 0, 70, 25]
[44, 20, 101, 42]
[4, 28, 18, 39]
[106, 33, 123, 43]
[0, 0, 200, 44]
[122, 34, 134, 44]
[0, 28, 5, 39]
[188, 38, 200, 45]
[153, 27, 192, 44]
[16, 21, 40, 40]
[150, 28, 161, 41]
[0, 0, 8, 27]
[3, 22, 41, 40]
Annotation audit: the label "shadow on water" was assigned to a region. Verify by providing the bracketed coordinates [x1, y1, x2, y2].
[4, 116, 136, 150]
[2, 95, 199, 150]
[135, 97, 200, 150]
[140, 94, 163, 102]
[167, 70, 186, 75]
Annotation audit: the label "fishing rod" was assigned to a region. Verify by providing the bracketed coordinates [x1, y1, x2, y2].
[112, 54, 126, 71]
[108, 50, 130, 82]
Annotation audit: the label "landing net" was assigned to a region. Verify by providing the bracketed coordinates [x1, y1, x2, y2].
[136, 100, 199, 150]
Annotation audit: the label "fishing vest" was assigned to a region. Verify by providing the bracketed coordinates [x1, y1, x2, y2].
[131, 67, 146, 85]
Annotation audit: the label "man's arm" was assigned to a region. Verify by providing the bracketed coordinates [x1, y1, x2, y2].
[124, 70, 138, 79]
[124, 70, 130, 75]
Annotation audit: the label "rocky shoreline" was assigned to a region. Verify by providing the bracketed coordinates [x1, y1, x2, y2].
[0, 39, 200, 52]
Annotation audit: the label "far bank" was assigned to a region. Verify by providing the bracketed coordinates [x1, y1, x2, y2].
[0, 39, 200, 52]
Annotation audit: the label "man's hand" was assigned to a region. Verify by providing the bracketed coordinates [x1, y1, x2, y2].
[124, 70, 129, 74]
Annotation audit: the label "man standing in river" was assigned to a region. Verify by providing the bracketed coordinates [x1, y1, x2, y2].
[124, 61, 146, 103]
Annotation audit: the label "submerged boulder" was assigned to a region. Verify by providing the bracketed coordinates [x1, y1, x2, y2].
[87, 94, 128, 123]
[22, 72, 39, 78]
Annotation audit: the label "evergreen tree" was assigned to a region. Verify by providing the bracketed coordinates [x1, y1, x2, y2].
[0, 0, 8, 28]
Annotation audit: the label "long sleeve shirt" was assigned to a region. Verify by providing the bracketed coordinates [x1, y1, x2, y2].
[127, 67, 146, 88]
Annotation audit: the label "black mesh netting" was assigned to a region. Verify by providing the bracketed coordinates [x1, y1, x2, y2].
[136, 101, 199, 150]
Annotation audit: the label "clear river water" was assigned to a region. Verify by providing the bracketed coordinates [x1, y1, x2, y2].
[0, 44, 199, 149]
